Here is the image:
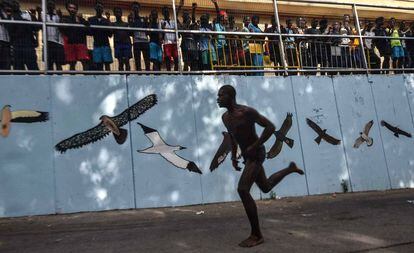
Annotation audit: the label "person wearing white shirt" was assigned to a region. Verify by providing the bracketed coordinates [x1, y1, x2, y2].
[160, 6, 178, 71]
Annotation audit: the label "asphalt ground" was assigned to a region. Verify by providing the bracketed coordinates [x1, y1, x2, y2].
[0, 189, 413, 253]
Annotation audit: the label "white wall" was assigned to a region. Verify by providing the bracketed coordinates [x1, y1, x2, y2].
[1, 74, 413, 218]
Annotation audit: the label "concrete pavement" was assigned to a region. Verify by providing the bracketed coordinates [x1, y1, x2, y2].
[1, 189, 413, 253]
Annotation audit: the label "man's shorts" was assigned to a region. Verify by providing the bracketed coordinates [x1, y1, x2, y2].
[64, 43, 89, 62]
[93, 46, 113, 63]
[242, 145, 266, 164]
[392, 46, 405, 60]
[163, 43, 178, 60]
[115, 44, 132, 59]
[150, 42, 163, 63]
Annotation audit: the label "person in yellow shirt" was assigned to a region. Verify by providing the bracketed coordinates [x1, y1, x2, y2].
[388, 17, 404, 72]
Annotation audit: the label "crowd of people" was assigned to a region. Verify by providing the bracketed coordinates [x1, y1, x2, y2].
[0, 0, 413, 73]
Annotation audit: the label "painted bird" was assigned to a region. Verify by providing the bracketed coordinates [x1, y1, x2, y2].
[210, 131, 242, 172]
[1, 105, 49, 137]
[306, 118, 341, 145]
[380, 120, 412, 138]
[353, 120, 374, 148]
[137, 122, 202, 174]
[267, 112, 294, 159]
[55, 94, 157, 153]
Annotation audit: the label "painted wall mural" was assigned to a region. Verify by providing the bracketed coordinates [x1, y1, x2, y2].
[306, 118, 341, 145]
[1, 105, 49, 138]
[1, 74, 414, 218]
[353, 120, 374, 148]
[55, 94, 157, 153]
[137, 122, 202, 174]
[267, 112, 294, 159]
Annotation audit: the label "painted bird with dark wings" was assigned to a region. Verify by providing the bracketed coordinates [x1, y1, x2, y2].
[306, 118, 341, 145]
[353, 120, 374, 148]
[380, 120, 412, 138]
[55, 94, 157, 153]
[267, 112, 294, 159]
[1, 105, 49, 137]
[209, 131, 242, 172]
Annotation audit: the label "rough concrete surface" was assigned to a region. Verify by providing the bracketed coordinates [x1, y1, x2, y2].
[1, 189, 413, 253]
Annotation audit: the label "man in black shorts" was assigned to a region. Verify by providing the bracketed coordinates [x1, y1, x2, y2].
[217, 85, 304, 247]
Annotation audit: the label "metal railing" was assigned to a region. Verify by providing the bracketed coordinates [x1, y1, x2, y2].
[0, 0, 414, 75]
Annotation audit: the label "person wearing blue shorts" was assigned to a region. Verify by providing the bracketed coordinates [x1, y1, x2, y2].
[148, 10, 162, 71]
[112, 7, 132, 71]
[88, 2, 113, 71]
[389, 18, 404, 72]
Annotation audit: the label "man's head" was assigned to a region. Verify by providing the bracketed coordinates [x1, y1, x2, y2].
[243, 16, 251, 27]
[286, 18, 293, 29]
[252, 15, 259, 26]
[367, 21, 374, 30]
[150, 9, 158, 23]
[2, 0, 13, 16]
[95, 2, 103, 17]
[375, 17, 384, 27]
[333, 21, 340, 31]
[200, 14, 208, 27]
[47, 0, 55, 13]
[217, 85, 236, 108]
[182, 11, 190, 24]
[319, 19, 328, 30]
[311, 19, 318, 29]
[66, 0, 78, 16]
[113, 7, 122, 20]
[390, 17, 396, 27]
[400, 20, 407, 30]
[131, 1, 140, 14]
[162, 6, 169, 20]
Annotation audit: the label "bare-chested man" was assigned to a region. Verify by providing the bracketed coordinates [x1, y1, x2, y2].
[217, 85, 304, 247]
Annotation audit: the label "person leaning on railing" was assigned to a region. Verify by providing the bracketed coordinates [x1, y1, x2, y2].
[304, 19, 321, 73]
[363, 21, 381, 70]
[148, 9, 162, 71]
[60, 0, 90, 71]
[160, 6, 178, 71]
[5, 0, 40, 71]
[0, 0, 11, 70]
[112, 7, 132, 71]
[282, 18, 298, 74]
[37, 0, 65, 71]
[197, 13, 216, 71]
[248, 15, 264, 76]
[373, 17, 391, 73]
[177, 0, 199, 71]
[405, 22, 414, 70]
[211, 0, 229, 68]
[88, 1, 113, 71]
[129, 1, 150, 72]
[264, 16, 282, 72]
[388, 17, 404, 73]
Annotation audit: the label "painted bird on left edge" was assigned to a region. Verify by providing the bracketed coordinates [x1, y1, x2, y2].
[137, 122, 202, 174]
[267, 112, 295, 159]
[1, 105, 49, 137]
[55, 94, 157, 153]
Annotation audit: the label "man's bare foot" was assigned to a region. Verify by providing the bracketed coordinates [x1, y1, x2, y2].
[289, 162, 304, 175]
[238, 235, 264, 248]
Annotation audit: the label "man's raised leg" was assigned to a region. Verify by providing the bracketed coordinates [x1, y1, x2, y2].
[255, 162, 304, 194]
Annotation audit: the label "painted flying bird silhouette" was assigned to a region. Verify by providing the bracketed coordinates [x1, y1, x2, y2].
[55, 94, 157, 153]
[267, 112, 294, 159]
[306, 118, 341, 145]
[380, 120, 412, 138]
[353, 120, 374, 148]
[137, 123, 202, 174]
[1, 105, 49, 137]
[209, 131, 242, 172]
